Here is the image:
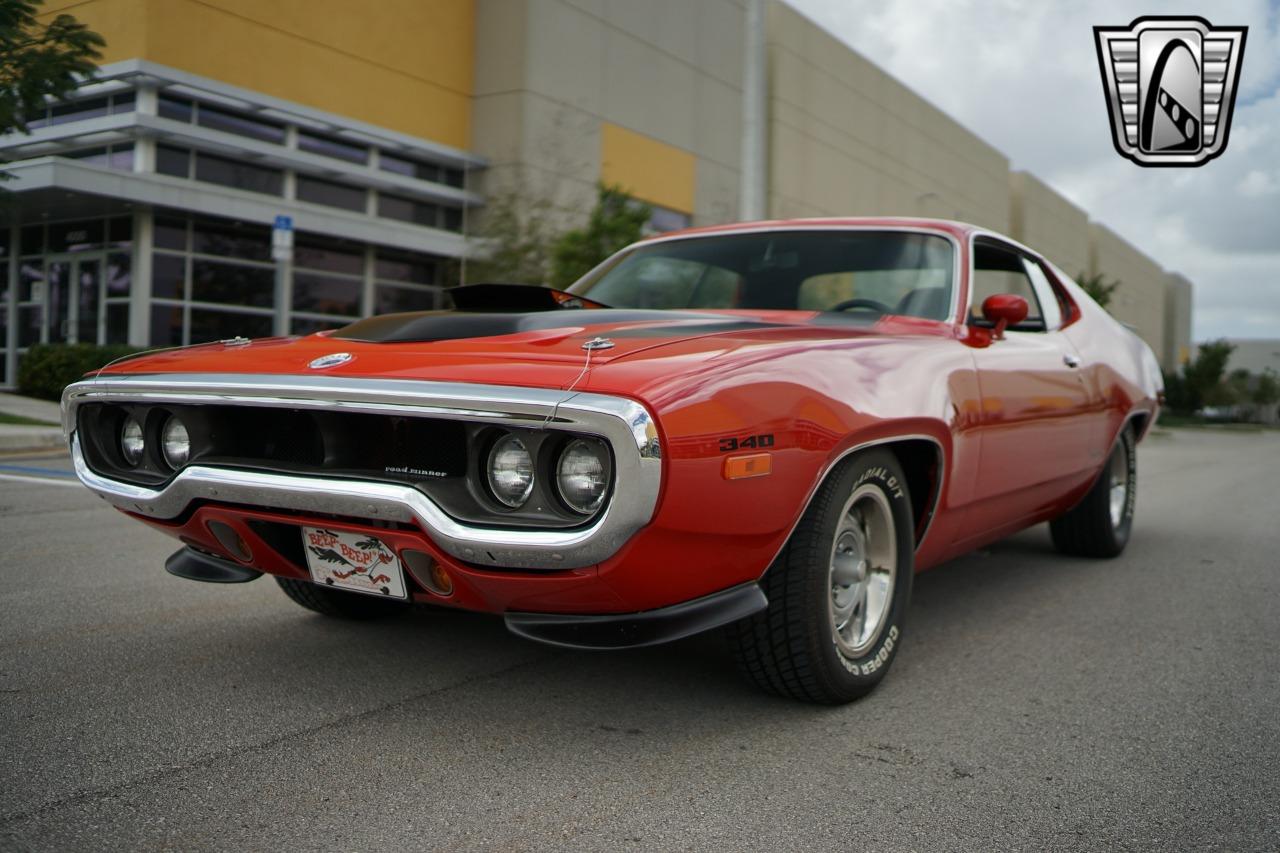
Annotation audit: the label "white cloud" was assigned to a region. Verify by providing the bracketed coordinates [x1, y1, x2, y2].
[785, 0, 1280, 340]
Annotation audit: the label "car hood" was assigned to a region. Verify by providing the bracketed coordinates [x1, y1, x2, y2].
[94, 308, 951, 397]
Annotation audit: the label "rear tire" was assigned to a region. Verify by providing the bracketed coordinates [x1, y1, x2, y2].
[727, 449, 915, 704]
[275, 577, 409, 620]
[1050, 426, 1136, 558]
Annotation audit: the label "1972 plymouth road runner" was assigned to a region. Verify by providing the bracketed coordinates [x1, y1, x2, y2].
[63, 218, 1162, 703]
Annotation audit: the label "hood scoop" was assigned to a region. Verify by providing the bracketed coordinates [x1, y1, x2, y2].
[332, 308, 768, 344]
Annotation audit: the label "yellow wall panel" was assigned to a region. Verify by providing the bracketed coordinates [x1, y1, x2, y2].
[600, 122, 696, 214]
[39, 0, 150, 63]
[44, 0, 475, 150]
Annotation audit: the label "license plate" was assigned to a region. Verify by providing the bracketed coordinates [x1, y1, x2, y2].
[301, 527, 408, 600]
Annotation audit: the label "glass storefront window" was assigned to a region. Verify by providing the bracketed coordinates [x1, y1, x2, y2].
[106, 252, 132, 297]
[154, 215, 188, 250]
[150, 303, 184, 347]
[376, 283, 441, 313]
[194, 152, 283, 196]
[18, 262, 44, 302]
[192, 218, 271, 261]
[111, 91, 136, 114]
[191, 259, 274, 308]
[50, 97, 108, 125]
[156, 145, 191, 178]
[197, 104, 286, 144]
[298, 131, 367, 164]
[375, 249, 437, 284]
[379, 194, 438, 228]
[152, 253, 186, 299]
[107, 217, 132, 248]
[158, 95, 194, 122]
[189, 308, 273, 344]
[63, 144, 134, 171]
[293, 272, 361, 316]
[105, 304, 130, 344]
[295, 237, 363, 275]
[20, 225, 44, 256]
[290, 316, 347, 336]
[48, 220, 105, 253]
[19, 306, 44, 347]
[379, 152, 439, 183]
[296, 176, 366, 212]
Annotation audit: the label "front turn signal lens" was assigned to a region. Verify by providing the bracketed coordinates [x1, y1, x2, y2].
[723, 452, 772, 480]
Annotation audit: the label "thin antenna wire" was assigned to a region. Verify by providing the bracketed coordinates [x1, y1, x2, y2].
[541, 344, 595, 429]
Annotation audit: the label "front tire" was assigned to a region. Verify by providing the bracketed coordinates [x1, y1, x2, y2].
[727, 449, 915, 704]
[275, 577, 409, 620]
[1050, 426, 1136, 558]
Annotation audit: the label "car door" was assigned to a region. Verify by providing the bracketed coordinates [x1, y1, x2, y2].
[959, 239, 1096, 542]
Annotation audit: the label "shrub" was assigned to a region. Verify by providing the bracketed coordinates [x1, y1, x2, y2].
[17, 343, 144, 401]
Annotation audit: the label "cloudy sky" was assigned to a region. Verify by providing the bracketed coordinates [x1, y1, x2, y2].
[787, 0, 1279, 341]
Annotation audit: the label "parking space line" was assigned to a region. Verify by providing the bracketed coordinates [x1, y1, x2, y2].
[0, 463, 77, 478]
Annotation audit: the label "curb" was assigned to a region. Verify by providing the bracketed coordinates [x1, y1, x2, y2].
[0, 428, 67, 454]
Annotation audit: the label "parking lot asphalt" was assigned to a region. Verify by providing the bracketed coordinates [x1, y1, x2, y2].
[1, 428, 1277, 851]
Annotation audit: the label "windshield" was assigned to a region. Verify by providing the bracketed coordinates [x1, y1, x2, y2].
[567, 230, 955, 320]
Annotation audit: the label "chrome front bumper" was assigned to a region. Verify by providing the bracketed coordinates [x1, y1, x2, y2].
[63, 373, 662, 569]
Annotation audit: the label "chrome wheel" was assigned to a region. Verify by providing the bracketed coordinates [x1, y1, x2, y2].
[1108, 440, 1130, 528]
[828, 484, 897, 659]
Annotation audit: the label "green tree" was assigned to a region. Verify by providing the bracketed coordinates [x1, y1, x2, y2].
[1253, 368, 1280, 409]
[1, 0, 104, 136]
[1076, 271, 1121, 310]
[1170, 338, 1236, 413]
[464, 189, 557, 285]
[547, 183, 651, 289]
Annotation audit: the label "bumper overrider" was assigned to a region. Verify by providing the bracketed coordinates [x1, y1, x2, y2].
[63, 373, 767, 648]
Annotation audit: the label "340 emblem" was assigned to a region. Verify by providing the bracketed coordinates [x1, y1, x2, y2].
[718, 433, 775, 452]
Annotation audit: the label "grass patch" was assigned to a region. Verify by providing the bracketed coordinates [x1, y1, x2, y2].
[0, 412, 58, 427]
[1158, 414, 1276, 432]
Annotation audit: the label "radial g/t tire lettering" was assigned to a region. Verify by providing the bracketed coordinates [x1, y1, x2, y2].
[726, 449, 915, 704]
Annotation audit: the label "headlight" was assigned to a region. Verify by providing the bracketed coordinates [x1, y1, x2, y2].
[487, 433, 534, 508]
[556, 438, 609, 514]
[161, 416, 190, 468]
[120, 416, 144, 465]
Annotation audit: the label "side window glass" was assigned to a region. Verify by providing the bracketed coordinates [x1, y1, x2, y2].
[1021, 258, 1062, 330]
[970, 242, 1047, 331]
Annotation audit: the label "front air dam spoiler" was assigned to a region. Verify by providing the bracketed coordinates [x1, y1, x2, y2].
[504, 583, 768, 650]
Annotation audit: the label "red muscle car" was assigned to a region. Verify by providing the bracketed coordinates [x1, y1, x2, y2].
[63, 218, 1162, 703]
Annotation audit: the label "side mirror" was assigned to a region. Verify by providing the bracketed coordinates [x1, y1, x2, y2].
[981, 294, 1029, 339]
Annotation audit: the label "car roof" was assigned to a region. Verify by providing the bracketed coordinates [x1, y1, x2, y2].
[640, 217, 985, 244]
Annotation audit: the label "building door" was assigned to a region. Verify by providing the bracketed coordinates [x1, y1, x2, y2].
[44, 254, 105, 345]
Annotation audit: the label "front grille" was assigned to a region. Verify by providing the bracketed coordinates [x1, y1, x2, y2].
[76, 401, 596, 530]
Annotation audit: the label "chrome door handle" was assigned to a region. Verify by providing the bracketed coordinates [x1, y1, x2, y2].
[1063, 354, 1081, 368]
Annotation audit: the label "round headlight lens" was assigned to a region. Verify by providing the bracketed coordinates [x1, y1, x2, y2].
[161, 416, 190, 468]
[120, 416, 144, 465]
[556, 438, 609, 515]
[487, 433, 534, 508]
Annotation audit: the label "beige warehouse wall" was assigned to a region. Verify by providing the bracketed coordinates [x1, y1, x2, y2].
[473, 0, 743, 228]
[1009, 171, 1090, 278]
[1090, 224, 1169, 368]
[1163, 273, 1193, 369]
[765, 1, 1010, 230]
